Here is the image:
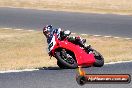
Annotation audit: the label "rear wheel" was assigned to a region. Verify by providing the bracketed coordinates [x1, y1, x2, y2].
[88, 48, 104, 67]
[55, 49, 78, 69]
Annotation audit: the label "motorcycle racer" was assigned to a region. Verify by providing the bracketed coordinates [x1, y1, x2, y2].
[43, 25, 104, 68]
[43, 25, 90, 50]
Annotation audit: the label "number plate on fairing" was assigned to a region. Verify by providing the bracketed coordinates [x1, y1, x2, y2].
[48, 35, 56, 53]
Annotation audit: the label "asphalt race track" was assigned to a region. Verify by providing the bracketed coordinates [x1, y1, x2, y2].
[0, 62, 132, 88]
[0, 7, 132, 37]
[0, 7, 132, 88]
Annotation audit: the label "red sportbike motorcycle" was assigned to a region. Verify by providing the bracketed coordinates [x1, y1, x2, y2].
[47, 34, 104, 69]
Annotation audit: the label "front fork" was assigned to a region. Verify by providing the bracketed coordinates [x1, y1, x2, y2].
[61, 49, 67, 58]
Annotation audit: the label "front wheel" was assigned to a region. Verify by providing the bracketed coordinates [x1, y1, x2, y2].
[55, 49, 78, 69]
[57, 61, 67, 69]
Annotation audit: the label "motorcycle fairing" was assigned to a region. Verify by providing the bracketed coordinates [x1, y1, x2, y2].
[58, 40, 96, 66]
[49, 34, 96, 66]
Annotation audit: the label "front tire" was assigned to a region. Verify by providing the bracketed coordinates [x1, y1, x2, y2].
[57, 61, 67, 69]
[55, 49, 78, 69]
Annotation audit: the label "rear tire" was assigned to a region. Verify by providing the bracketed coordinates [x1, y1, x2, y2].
[88, 48, 104, 67]
[55, 49, 78, 69]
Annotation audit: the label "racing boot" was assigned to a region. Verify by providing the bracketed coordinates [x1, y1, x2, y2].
[78, 38, 87, 48]
[76, 37, 92, 52]
[81, 39, 86, 44]
[84, 45, 91, 50]
[75, 36, 86, 44]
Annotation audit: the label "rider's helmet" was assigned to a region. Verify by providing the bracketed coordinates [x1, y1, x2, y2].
[43, 25, 53, 38]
